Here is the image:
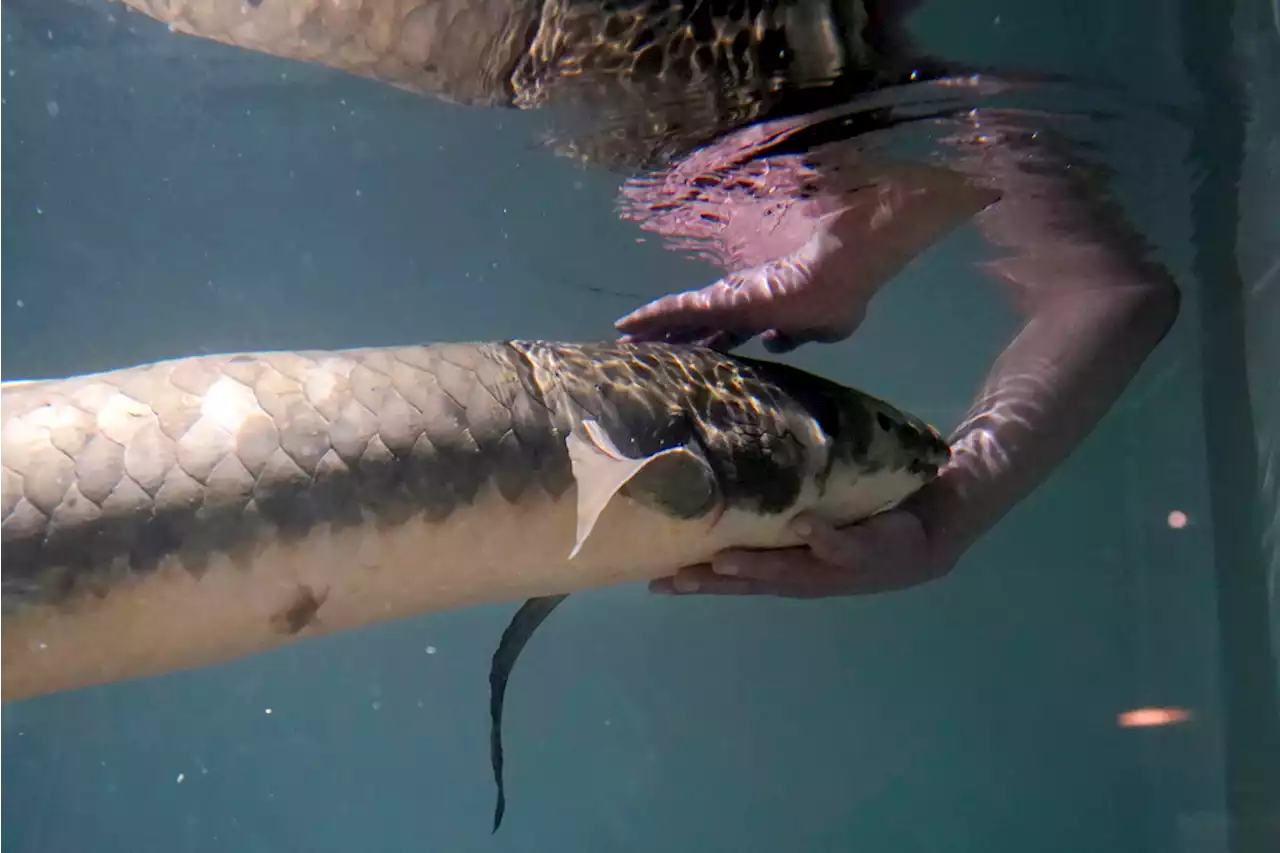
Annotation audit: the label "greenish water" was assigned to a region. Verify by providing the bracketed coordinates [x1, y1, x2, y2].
[2, 1, 1275, 851]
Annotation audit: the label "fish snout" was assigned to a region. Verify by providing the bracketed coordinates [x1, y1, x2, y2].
[891, 414, 951, 475]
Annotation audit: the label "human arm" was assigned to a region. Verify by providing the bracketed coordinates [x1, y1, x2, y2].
[647, 116, 1182, 597]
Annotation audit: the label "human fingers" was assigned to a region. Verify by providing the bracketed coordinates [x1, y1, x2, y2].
[618, 328, 755, 352]
[648, 563, 839, 598]
[615, 264, 815, 342]
[760, 325, 855, 353]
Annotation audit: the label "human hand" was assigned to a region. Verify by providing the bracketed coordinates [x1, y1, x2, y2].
[614, 229, 871, 354]
[650, 505, 957, 598]
[615, 158, 997, 354]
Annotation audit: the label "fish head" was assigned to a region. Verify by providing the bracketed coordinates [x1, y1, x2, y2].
[808, 386, 952, 522]
[725, 352, 950, 521]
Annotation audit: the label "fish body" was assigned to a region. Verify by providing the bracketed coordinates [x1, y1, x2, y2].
[1, 340, 946, 703]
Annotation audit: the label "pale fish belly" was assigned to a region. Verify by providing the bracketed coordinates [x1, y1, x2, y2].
[0, 474, 816, 703]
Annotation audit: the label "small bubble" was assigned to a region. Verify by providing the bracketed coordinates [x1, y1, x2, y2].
[371, 701, 382, 711]
[425, 645, 437, 654]
[46, 101, 59, 117]
[355, 189, 362, 197]
[176, 773, 185, 783]
[264, 708, 273, 715]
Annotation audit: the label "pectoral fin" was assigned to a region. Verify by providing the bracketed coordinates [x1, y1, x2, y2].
[489, 593, 569, 833]
[566, 418, 708, 559]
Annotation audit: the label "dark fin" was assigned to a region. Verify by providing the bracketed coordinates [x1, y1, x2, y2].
[489, 593, 570, 833]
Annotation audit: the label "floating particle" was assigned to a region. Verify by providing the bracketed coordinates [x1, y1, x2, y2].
[1118, 707, 1191, 727]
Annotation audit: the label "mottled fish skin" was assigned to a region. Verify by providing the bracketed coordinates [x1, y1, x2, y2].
[2, 340, 940, 607]
[2, 340, 947, 704]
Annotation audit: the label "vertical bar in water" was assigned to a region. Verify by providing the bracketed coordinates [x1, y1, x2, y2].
[1181, 0, 1280, 847]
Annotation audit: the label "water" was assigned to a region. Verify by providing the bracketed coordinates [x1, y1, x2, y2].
[1, 0, 1276, 850]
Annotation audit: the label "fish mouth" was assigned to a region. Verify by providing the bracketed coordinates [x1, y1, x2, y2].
[927, 439, 952, 468]
[905, 419, 952, 470]
[922, 425, 952, 468]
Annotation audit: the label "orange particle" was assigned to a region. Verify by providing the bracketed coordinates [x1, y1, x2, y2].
[1117, 707, 1192, 727]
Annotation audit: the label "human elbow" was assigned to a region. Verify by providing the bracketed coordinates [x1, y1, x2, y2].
[1121, 271, 1182, 347]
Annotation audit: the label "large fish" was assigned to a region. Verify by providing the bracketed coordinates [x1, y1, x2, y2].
[1, 339, 947, 826]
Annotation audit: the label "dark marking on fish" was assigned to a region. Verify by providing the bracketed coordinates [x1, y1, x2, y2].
[621, 439, 720, 519]
[270, 583, 328, 635]
[489, 593, 569, 832]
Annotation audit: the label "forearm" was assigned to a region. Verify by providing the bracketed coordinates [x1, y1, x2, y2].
[904, 116, 1182, 563]
[909, 281, 1178, 562]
